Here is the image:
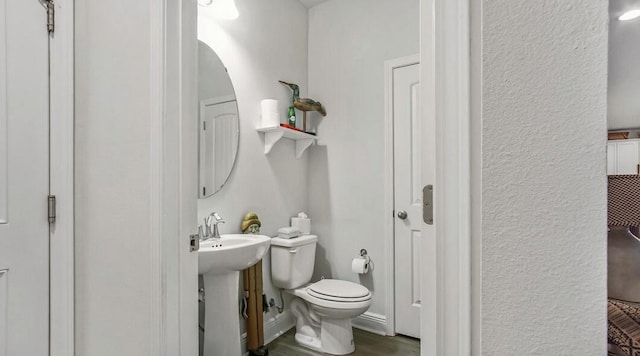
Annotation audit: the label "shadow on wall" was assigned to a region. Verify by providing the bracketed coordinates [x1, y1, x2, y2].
[307, 145, 330, 221]
[308, 145, 377, 293]
[358, 263, 374, 292]
[262, 134, 310, 210]
[313, 243, 334, 280]
[307, 145, 332, 281]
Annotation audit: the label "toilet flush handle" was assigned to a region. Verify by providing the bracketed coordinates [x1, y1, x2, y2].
[289, 248, 298, 254]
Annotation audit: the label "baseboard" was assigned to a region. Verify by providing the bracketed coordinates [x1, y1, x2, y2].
[241, 310, 295, 355]
[263, 310, 295, 344]
[240, 310, 386, 354]
[352, 311, 388, 336]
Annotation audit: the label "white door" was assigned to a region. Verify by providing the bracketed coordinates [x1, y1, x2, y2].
[199, 98, 238, 197]
[393, 62, 421, 338]
[0, 0, 51, 355]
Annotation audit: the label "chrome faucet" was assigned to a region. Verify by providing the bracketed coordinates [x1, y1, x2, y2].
[203, 212, 225, 240]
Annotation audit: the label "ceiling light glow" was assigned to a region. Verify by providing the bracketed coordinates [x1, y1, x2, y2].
[620, 9, 640, 21]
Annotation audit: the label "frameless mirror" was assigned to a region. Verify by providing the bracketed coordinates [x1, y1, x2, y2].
[198, 40, 239, 198]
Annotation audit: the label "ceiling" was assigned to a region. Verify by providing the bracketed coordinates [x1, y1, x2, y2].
[608, 0, 640, 129]
[298, 0, 328, 8]
[610, 0, 640, 19]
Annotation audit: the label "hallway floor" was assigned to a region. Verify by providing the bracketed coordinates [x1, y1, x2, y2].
[266, 328, 420, 355]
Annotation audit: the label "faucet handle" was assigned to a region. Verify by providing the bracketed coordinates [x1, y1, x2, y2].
[209, 212, 225, 239]
[198, 225, 206, 241]
[211, 212, 224, 223]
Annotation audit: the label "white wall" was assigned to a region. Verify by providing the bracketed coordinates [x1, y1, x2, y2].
[197, 0, 309, 240]
[608, 0, 640, 130]
[196, 0, 309, 342]
[74, 1, 156, 355]
[307, 0, 419, 320]
[475, 1, 608, 354]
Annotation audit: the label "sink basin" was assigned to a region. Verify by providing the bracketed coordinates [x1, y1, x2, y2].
[198, 234, 270, 275]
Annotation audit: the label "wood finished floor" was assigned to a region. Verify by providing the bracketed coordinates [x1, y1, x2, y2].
[266, 328, 420, 356]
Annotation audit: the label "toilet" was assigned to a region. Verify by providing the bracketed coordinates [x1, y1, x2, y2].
[270, 235, 372, 355]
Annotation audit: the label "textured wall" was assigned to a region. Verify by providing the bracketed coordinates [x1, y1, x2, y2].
[479, 1, 608, 354]
[307, 0, 419, 318]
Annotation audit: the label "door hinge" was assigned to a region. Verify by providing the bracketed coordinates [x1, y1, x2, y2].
[45, 0, 55, 34]
[190, 234, 199, 252]
[423, 185, 433, 225]
[48, 195, 56, 224]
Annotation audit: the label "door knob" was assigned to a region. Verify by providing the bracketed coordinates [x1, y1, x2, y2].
[397, 210, 408, 220]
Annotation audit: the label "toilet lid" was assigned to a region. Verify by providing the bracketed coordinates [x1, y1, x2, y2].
[308, 279, 371, 302]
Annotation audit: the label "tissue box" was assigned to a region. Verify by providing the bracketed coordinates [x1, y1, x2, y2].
[291, 217, 310, 235]
[277, 227, 300, 239]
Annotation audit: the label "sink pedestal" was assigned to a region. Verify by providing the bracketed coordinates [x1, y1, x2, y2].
[202, 271, 242, 356]
[197, 234, 271, 356]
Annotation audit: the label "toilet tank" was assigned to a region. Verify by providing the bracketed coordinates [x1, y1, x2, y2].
[270, 235, 317, 289]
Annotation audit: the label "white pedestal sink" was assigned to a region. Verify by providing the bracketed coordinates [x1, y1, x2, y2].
[199, 234, 271, 356]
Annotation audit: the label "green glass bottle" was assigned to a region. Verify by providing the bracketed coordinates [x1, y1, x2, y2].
[288, 106, 296, 127]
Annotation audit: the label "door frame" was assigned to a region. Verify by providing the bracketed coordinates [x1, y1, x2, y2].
[165, 0, 199, 355]
[163, 0, 473, 354]
[383, 54, 420, 336]
[420, 0, 472, 355]
[49, 0, 75, 355]
[49, 0, 200, 354]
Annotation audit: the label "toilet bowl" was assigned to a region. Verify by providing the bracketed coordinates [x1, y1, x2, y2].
[270, 236, 372, 355]
[294, 279, 371, 318]
[287, 280, 372, 355]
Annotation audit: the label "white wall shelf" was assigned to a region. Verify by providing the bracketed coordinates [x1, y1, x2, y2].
[257, 126, 316, 159]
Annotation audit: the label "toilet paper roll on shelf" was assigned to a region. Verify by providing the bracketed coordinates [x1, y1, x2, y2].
[260, 99, 280, 128]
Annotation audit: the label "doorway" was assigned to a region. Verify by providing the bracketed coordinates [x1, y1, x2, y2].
[386, 55, 421, 339]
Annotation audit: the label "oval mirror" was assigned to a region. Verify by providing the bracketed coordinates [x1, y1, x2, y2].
[198, 40, 239, 198]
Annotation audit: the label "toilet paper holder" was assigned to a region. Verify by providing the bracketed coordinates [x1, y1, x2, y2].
[352, 249, 373, 274]
[359, 249, 371, 266]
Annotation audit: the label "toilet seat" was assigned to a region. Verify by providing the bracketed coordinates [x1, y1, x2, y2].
[290, 279, 372, 310]
[307, 279, 371, 302]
